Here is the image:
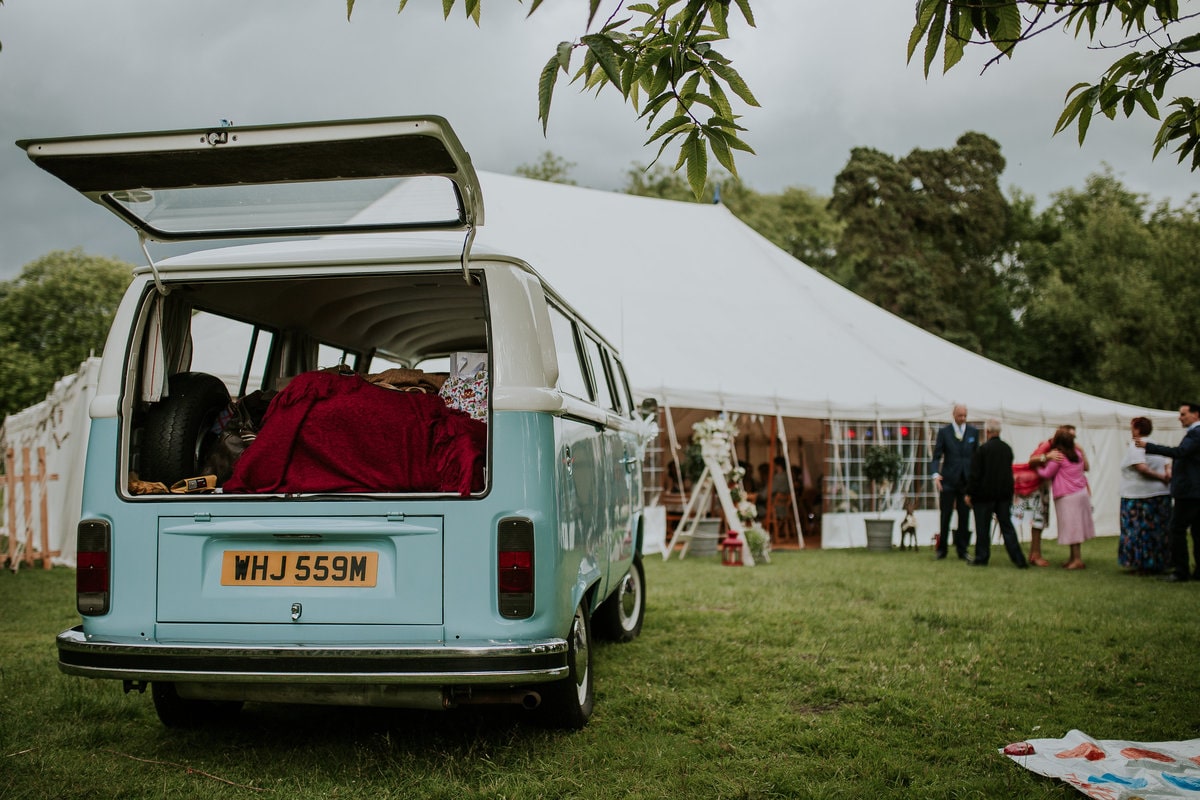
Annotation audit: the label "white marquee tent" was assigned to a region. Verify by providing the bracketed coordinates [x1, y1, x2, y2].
[471, 173, 1178, 548]
[2, 358, 99, 569]
[1, 172, 1180, 564]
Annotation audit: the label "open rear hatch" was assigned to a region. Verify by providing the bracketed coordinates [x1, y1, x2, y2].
[16, 116, 483, 242]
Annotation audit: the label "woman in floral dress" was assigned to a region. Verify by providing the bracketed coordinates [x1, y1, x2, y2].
[1118, 417, 1172, 574]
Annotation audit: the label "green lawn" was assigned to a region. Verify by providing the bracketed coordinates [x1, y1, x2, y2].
[3, 536, 1199, 799]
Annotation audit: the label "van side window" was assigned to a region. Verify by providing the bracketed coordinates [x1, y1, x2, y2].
[548, 305, 590, 399]
[581, 334, 616, 412]
[318, 343, 356, 371]
[607, 352, 631, 415]
[186, 312, 273, 396]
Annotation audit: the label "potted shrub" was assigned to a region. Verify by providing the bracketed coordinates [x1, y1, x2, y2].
[862, 445, 904, 551]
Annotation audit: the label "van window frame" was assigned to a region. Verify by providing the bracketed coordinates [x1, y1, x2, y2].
[579, 332, 617, 412]
[606, 352, 633, 416]
[547, 303, 591, 401]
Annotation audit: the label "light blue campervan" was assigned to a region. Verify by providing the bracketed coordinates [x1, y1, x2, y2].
[19, 117, 648, 729]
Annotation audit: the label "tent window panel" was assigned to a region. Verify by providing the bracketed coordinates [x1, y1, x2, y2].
[822, 421, 937, 514]
[911, 423, 937, 512]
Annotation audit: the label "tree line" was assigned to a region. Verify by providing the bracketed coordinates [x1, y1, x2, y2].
[2, 133, 1197, 420]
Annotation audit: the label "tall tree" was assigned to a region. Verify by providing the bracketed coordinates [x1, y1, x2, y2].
[1013, 171, 1200, 407]
[910, 1, 1200, 170]
[0, 249, 132, 417]
[829, 132, 1017, 356]
[1142, 196, 1200, 403]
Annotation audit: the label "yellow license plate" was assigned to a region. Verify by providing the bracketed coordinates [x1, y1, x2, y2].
[220, 550, 378, 587]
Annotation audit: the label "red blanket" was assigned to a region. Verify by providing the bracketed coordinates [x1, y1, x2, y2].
[224, 371, 486, 496]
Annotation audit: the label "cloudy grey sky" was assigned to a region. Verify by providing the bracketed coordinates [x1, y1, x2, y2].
[1, 0, 1195, 279]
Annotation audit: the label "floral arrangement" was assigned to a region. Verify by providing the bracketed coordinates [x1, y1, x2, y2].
[692, 416, 771, 563]
[725, 466, 758, 526]
[692, 416, 738, 462]
[692, 417, 755, 523]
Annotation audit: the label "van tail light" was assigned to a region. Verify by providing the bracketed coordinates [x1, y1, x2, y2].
[76, 520, 111, 616]
[497, 517, 534, 619]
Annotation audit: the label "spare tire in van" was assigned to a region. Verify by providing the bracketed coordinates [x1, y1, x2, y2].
[139, 372, 231, 486]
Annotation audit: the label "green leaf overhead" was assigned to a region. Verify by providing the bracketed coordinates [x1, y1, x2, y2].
[683, 128, 708, 199]
[378, 0, 759, 197]
[538, 54, 560, 134]
[908, 0, 1200, 171]
[359, 1, 1200, 189]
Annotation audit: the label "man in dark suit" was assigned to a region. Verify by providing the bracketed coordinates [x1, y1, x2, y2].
[965, 419, 1028, 568]
[930, 404, 979, 560]
[1136, 402, 1200, 582]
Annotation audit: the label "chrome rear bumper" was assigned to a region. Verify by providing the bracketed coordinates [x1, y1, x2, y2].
[56, 626, 568, 685]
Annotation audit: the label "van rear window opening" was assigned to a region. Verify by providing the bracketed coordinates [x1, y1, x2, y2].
[127, 273, 490, 497]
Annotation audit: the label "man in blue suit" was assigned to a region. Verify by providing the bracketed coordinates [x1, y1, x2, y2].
[930, 404, 979, 560]
[1137, 402, 1200, 582]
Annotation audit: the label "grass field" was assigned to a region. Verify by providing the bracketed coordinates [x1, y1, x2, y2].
[3, 536, 1199, 799]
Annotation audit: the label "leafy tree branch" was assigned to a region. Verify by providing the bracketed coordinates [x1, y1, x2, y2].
[909, 1, 1200, 168]
[350, 0, 759, 198]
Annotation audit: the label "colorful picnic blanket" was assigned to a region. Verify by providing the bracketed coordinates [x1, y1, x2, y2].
[1002, 729, 1200, 799]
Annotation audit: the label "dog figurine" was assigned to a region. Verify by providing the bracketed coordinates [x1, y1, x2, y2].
[900, 506, 919, 551]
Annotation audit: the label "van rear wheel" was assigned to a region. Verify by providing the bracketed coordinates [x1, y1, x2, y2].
[536, 603, 593, 729]
[594, 557, 645, 642]
[151, 681, 243, 728]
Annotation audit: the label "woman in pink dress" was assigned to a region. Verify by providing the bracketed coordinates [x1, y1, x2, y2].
[1036, 428, 1095, 569]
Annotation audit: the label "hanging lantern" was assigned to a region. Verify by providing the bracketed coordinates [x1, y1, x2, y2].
[720, 530, 744, 566]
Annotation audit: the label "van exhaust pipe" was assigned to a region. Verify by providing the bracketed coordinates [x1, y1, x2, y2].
[445, 688, 541, 710]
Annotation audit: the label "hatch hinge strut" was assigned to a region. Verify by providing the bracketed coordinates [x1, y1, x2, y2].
[139, 234, 169, 296]
[459, 224, 477, 285]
